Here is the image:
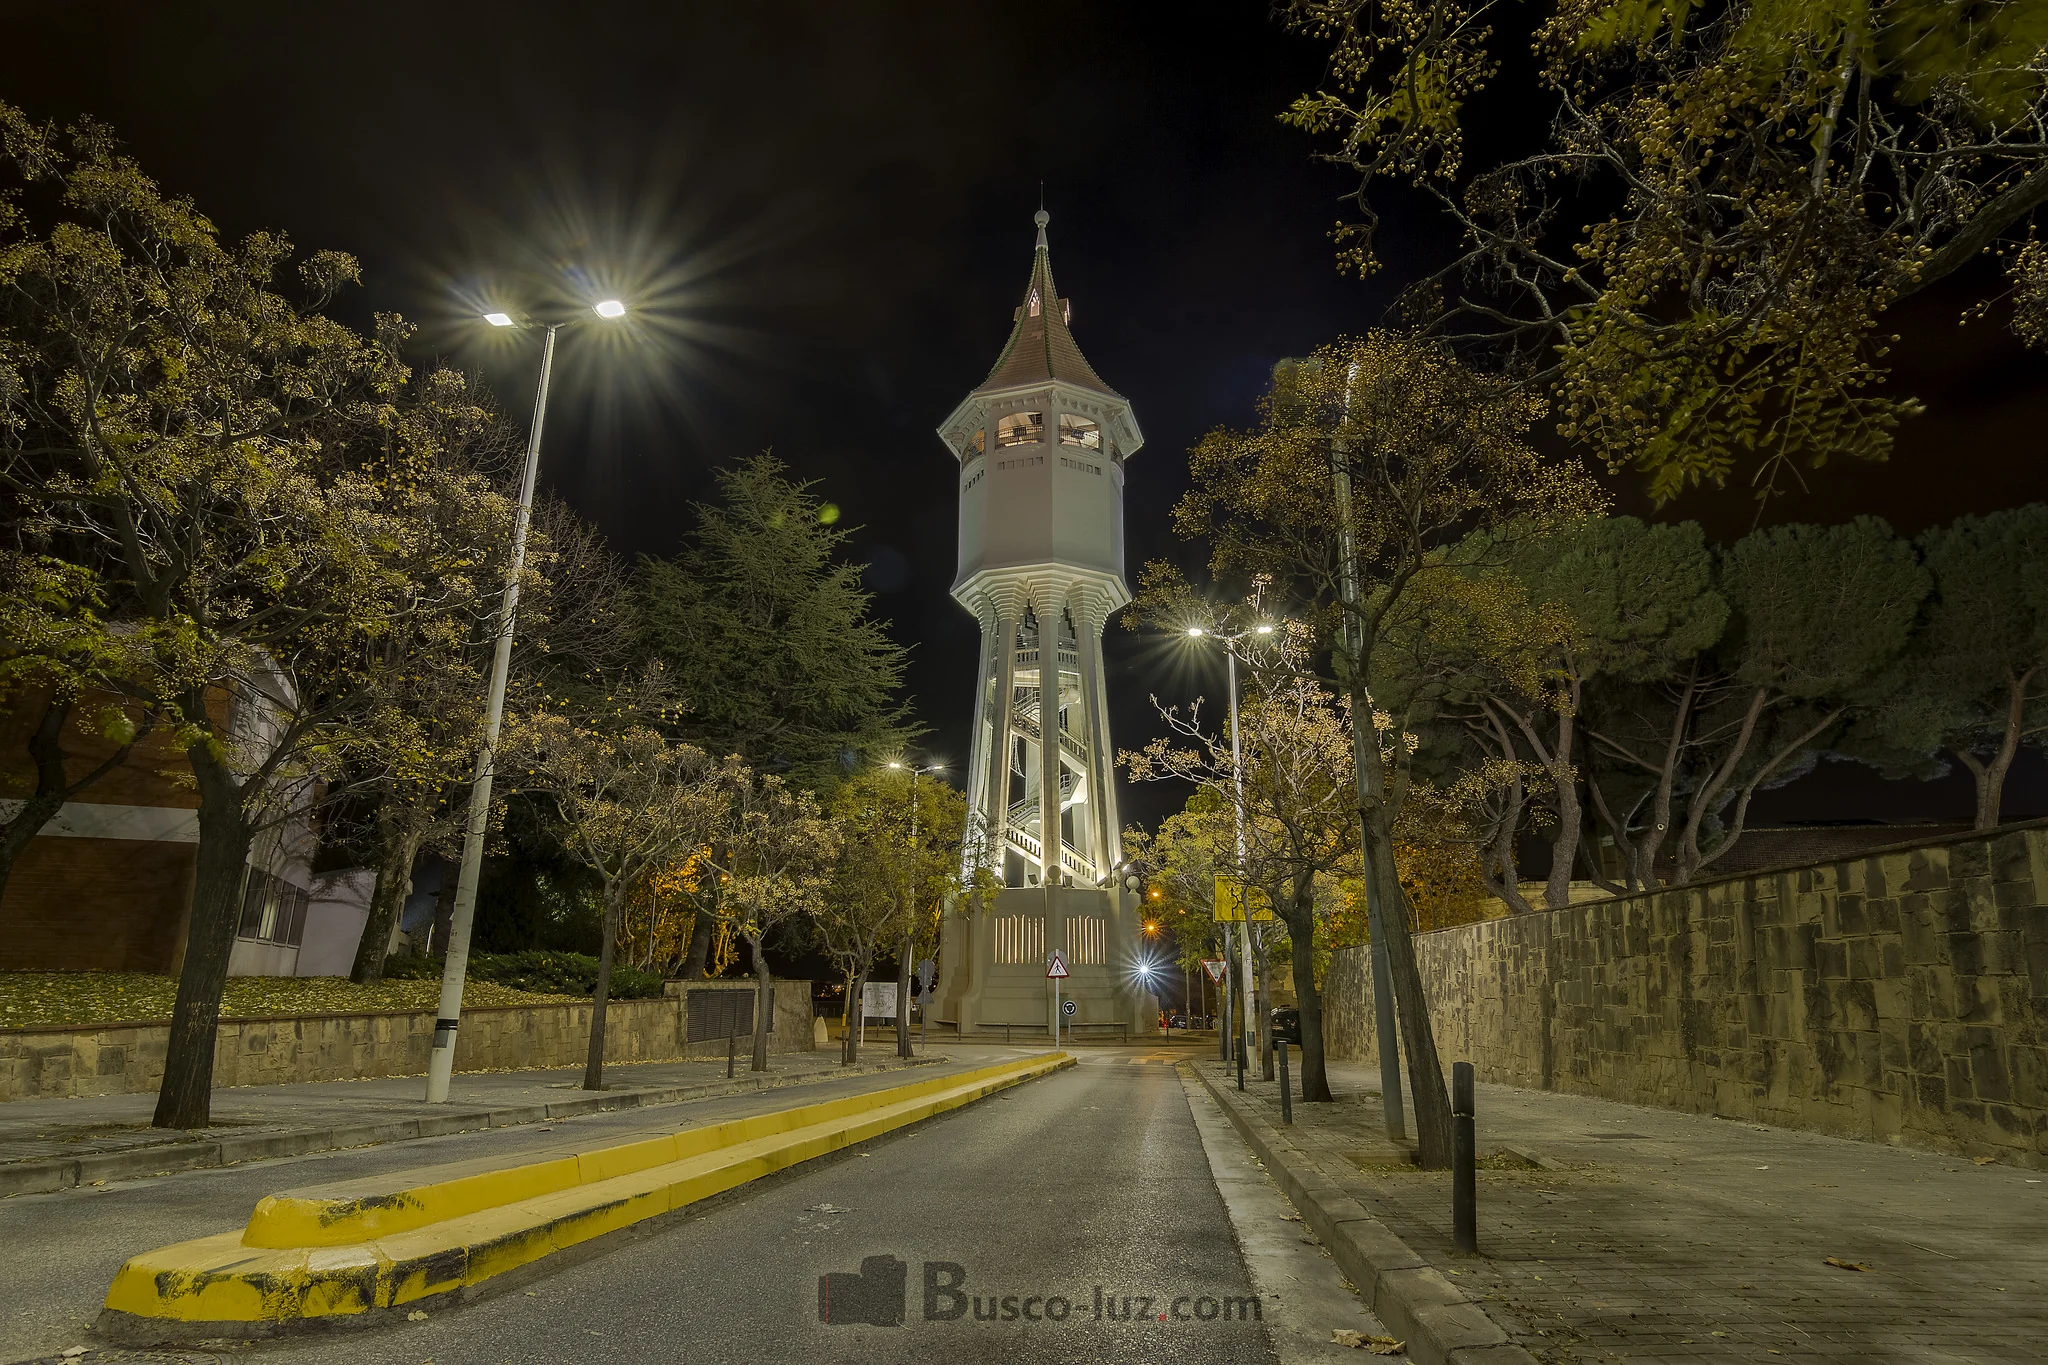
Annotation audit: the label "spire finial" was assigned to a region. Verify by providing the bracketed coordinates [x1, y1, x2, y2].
[1034, 204, 1050, 249]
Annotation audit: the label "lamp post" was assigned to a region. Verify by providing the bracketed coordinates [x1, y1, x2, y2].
[1184, 619, 1273, 1076]
[887, 759, 943, 1059]
[424, 299, 627, 1104]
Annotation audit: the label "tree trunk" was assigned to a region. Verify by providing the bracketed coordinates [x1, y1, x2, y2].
[430, 867, 457, 956]
[896, 930, 914, 1059]
[1357, 778, 1455, 1167]
[351, 812, 425, 984]
[583, 884, 626, 1091]
[1965, 671, 2032, 831]
[845, 970, 866, 1064]
[749, 935, 772, 1073]
[680, 899, 718, 979]
[1284, 879, 1333, 1102]
[153, 741, 254, 1130]
[1543, 704, 1582, 910]
[1255, 924, 1275, 1081]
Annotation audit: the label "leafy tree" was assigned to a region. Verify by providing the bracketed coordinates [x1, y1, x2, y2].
[1471, 517, 1728, 903]
[1126, 630, 1365, 1103]
[1676, 518, 1927, 879]
[1174, 333, 1603, 1164]
[635, 453, 917, 982]
[346, 496, 631, 984]
[634, 453, 917, 791]
[504, 672, 735, 1091]
[701, 769, 838, 1072]
[1902, 507, 2048, 829]
[817, 768, 968, 1063]
[1278, 0, 2048, 501]
[0, 105, 507, 1128]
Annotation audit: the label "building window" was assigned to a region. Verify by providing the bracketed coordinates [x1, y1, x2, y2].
[1027, 287, 1041, 318]
[238, 869, 308, 947]
[968, 429, 985, 455]
[1059, 414, 1101, 450]
[996, 412, 1043, 447]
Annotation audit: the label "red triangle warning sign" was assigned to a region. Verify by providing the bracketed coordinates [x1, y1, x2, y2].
[1046, 948, 1069, 979]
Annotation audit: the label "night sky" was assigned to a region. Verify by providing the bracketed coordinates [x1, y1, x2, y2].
[4, 1, 2041, 834]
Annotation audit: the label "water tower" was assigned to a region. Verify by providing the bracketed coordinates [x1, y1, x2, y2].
[932, 210, 1153, 1037]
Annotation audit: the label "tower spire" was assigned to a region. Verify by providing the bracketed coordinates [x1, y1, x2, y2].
[976, 208, 1117, 398]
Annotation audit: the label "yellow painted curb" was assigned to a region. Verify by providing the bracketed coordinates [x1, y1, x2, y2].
[100, 1052, 1072, 1338]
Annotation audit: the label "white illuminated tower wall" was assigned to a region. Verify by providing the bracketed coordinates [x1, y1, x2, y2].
[933, 211, 1155, 1036]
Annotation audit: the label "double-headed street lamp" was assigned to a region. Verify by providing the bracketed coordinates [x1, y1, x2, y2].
[425, 298, 628, 1105]
[1183, 618, 1273, 1073]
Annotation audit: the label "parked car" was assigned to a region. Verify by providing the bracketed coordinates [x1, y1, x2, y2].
[1168, 1012, 1190, 1030]
[1270, 1006, 1301, 1045]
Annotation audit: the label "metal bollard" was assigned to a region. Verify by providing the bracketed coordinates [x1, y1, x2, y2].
[1276, 1039, 1293, 1125]
[1452, 1061, 1477, 1254]
[727, 1030, 736, 1080]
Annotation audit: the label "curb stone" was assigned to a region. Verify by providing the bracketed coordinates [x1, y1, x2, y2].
[1192, 1063, 1537, 1365]
[0, 1057, 936, 1199]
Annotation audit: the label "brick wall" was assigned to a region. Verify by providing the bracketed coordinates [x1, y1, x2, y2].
[1323, 820, 2048, 1168]
[0, 837, 195, 973]
[0, 979, 817, 1102]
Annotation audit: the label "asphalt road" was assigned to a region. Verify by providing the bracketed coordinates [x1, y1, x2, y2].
[6, 1048, 1397, 1365]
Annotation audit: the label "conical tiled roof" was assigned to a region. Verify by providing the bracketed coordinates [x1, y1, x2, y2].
[974, 211, 1121, 399]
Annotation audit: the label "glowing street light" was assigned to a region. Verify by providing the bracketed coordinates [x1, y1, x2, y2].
[425, 295, 628, 1105]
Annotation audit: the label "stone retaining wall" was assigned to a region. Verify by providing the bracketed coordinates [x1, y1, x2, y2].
[1324, 820, 2048, 1167]
[0, 979, 815, 1102]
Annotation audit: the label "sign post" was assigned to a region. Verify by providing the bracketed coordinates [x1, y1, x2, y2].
[915, 958, 935, 1054]
[1046, 948, 1069, 1048]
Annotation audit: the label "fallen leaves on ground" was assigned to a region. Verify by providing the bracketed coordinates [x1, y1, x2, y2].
[1332, 1328, 1405, 1353]
[407, 1309, 430, 1321]
[0, 972, 582, 1029]
[1823, 1257, 1872, 1272]
[1973, 1155, 1999, 1165]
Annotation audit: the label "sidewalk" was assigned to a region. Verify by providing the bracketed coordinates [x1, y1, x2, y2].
[1202, 1057, 2048, 1363]
[0, 1047, 954, 1197]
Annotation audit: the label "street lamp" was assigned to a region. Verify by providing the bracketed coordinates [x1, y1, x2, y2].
[887, 758, 943, 1058]
[1180, 616, 1271, 1072]
[425, 297, 627, 1105]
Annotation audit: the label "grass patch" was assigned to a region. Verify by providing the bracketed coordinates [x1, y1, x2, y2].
[0, 972, 585, 1029]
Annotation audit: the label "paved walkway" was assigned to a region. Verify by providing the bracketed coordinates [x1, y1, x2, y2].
[0, 1049, 919, 1168]
[1216, 1057, 2047, 1363]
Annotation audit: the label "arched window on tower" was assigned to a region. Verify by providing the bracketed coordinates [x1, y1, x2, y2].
[1059, 415, 1101, 450]
[966, 429, 984, 456]
[997, 412, 1043, 447]
[1027, 287, 1041, 317]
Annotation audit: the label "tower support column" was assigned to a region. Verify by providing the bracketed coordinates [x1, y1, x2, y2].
[984, 595, 1020, 882]
[1034, 584, 1064, 885]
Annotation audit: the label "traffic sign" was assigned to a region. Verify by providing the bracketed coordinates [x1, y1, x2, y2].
[1201, 958, 1227, 983]
[1061, 999, 1077, 1017]
[1213, 874, 1274, 923]
[915, 958, 935, 992]
[1046, 948, 1069, 979]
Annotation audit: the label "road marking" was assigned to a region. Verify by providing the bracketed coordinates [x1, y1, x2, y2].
[1181, 1068, 1408, 1364]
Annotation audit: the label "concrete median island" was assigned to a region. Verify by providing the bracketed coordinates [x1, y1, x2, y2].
[96, 1051, 1074, 1343]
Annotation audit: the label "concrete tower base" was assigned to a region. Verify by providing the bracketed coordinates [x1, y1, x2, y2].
[936, 885, 1156, 1038]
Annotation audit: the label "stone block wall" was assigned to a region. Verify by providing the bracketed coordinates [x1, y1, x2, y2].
[1323, 819, 2048, 1168]
[0, 979, 815, 1102]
